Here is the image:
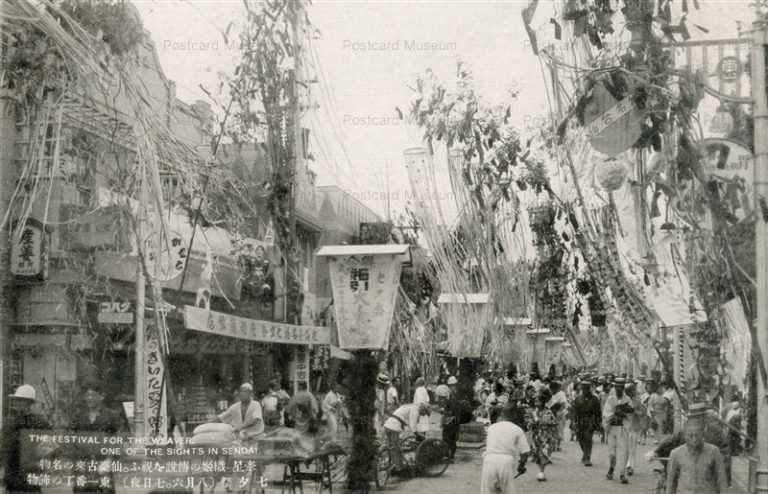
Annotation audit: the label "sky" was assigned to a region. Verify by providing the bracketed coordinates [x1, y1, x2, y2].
[132, 0, 755, 220]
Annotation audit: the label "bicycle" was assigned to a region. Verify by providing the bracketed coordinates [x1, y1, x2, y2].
[374, 434, 450, 490]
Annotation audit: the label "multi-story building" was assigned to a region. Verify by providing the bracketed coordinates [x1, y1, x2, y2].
[315, 185, 384, 310]
[0, 11, 327, 431]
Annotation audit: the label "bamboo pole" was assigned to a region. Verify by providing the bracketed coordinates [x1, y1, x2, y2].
[751, 18, 768, 494]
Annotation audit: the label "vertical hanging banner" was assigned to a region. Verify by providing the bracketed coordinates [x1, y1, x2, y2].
[10, 218, 49, 280]
[291, 345, 310, 394]
[144, 324, 167, 438]
[317, 245, 410, 350]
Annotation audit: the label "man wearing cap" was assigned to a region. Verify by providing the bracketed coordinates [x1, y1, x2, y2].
[648, 403, 729, 485]
[1, 384, 51, 493]
[386, 378, 400, 414]
[383, 402, 431, 473]
[572, 378, 601, 466]
[664, 410, 727, 494]
[375, 373, 390, 437]
[214, 383, 264, 441]
[439, 376, 462, 460]
[412, 377, 431, 438]
[603, 377, 634, 483]
[480, 403, 530, 494]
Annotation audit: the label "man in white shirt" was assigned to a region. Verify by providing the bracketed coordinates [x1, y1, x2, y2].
[261, 380, 282, 428]
[386, 378, 400, 413]
[384, 403, 431, 472]
[321, 383, 341, 441]
[481, 403, 530, 494]
[375, 373, 390, 437]
[215, 383, 264, 442]
[603, 378, 633, 484]
[413, 377, 431, 437]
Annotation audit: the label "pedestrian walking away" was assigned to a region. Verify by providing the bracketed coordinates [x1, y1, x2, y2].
[480, 402, 530, 494]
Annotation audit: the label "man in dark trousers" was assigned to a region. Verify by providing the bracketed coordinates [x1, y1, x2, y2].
[440, 376, 463, 460]
[572, 377, 601, 466]
[1, 384, 51, 493]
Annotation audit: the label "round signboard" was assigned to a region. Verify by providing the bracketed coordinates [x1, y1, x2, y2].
[143, 230, 187, 281]
[699, 137, 754, 220]
[717, 56, 742, 83]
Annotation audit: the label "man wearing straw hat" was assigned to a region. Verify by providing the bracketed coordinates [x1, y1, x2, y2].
[664, 402, 727, 494]
[1, 384, 51, 493]
[602, 377, 633, 484]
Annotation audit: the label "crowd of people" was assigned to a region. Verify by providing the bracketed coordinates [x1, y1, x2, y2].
[473, 366, 746, 494]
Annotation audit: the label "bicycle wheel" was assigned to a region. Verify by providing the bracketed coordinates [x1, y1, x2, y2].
[401, 435, 420, 452]
[374, 445, 391, 490]
[415, 438, 450, 477]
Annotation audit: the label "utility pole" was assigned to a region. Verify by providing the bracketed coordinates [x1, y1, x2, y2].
[284, 0, 303, 325]
[0, 91, 15, 429]
[752, 17, 768, 494]
[134, 166, 147, 438]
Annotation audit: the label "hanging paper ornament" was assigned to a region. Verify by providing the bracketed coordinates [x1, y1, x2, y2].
[597, 158, 629, 191]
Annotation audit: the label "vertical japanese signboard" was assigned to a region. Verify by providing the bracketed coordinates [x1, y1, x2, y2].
[10, 218, 48, 280]
[291, 345, 310, 394]
[326, 254, 402, 350]
[144, 325, 167, 438]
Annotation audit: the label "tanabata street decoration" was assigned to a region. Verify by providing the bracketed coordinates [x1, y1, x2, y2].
[437, 293, 493, 358]
[596, 157, 629, 192]
[583, 82, 644, 157]
[317, 245, 410, 350]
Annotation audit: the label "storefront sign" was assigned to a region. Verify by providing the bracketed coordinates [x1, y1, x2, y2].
[319, 245, 408, 350]
[183, 306, 330, 345]
[699, 138, 754, 219]
[291, 345, 310, 394]
[97, 301, 134, 324]
[144, 325, 167, 438]
[10, 219, 47, 279]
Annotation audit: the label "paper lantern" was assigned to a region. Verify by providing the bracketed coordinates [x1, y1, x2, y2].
[316, 245, 410, 350]
[596, 159, 629, 191]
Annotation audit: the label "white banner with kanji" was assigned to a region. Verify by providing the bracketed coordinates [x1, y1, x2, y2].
[144, 325, 167, 438]
[327, 254, 402, 350]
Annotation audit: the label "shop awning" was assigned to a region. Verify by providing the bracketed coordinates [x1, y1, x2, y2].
[183, 306, 330, 345]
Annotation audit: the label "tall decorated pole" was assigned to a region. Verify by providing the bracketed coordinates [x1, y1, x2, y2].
[752, 15, 768, 494]
[133, 164, 147, 438]
[317, 245, 410, 493]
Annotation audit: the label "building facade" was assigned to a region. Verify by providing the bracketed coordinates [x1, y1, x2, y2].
[0, 15, 329, 432]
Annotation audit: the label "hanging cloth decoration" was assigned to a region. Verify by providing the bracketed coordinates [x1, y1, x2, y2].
[583, 82, 644, 157]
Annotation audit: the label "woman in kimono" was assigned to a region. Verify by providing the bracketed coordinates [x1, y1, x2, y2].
[529, 388, 558, 482]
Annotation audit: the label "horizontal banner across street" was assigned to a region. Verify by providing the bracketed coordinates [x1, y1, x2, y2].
[183, 306, 329, 345]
